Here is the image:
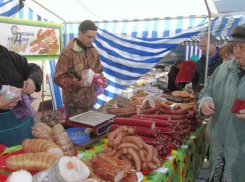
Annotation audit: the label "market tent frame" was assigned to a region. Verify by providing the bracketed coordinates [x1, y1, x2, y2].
[0, 0, 220, 111]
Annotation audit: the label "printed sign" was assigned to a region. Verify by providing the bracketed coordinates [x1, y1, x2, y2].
[0, 16, 63, 60]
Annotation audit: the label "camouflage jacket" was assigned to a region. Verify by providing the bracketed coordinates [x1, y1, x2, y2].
[54, 38, 103, 108]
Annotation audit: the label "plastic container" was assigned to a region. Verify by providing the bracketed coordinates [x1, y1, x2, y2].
[0, 111, 35, 147]
[66, 127, 90, 145]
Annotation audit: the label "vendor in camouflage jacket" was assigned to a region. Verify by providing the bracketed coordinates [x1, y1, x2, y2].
[54, 20, 108, 119]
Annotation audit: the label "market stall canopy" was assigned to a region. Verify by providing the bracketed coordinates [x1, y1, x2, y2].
[25, 0, 219, 23]
[1, 0, 220, 110]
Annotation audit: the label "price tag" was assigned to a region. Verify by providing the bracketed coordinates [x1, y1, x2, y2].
[77, 153, 84, 159]
[155, 167, 168, 174]
[180, 145, 188, 149]
[189, 136, 196, 139]
[166, 156, 173, 161]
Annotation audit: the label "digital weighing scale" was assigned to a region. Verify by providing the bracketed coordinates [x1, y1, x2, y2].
[64, 110, 115, 136]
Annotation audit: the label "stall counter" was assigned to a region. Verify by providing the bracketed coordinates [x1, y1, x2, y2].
[0, 124, 207, 182]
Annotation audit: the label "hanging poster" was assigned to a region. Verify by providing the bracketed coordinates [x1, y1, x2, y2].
[0, 16, 63, 60]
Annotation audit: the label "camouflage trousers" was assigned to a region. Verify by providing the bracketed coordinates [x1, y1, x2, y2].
[65, 105, 94, 120]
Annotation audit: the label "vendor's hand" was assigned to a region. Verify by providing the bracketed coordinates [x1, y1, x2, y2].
[236, 109, 245, 120]
[23, 78, 36, 94]
[0, 92, 19, 110]
[99, 75, 108, 88]
[201, 100, 215, 116]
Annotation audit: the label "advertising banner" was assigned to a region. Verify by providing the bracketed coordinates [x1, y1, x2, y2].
[0, 16, 63, 60]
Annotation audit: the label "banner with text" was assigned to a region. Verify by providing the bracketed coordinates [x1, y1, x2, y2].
[0, 16, 62, 60]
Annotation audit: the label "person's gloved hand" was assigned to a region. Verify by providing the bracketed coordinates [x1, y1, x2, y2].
[99, 74, 108, 88]
[0, 91, 19, 110]
[23, 78, 36, 94]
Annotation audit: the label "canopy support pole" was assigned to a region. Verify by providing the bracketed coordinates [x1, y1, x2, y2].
[204, 0, 212, 84]
[42, 60, 45, 117]
[31, 0, 67, 24]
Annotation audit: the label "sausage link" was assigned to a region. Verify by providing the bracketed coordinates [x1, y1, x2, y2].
[118, 142, 139, 151]
[123, 136, 144, 149]
[127, 148, 141, 172]
[147, 162, 158, 170]
[108, 126, 128, 141]
[152, 148, 162, 168]
[143, 143, 154, 163]
[114, 148, 128, 158]
[112, 131, 124, 147]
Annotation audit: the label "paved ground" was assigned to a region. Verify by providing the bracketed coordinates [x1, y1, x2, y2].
[34, 99, 53, 123]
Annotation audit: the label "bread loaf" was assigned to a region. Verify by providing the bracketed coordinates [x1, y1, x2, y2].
[5, 152, 61, 171]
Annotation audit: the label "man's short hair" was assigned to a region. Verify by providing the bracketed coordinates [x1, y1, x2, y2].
[174, 59, 182, 66]
[78, 20, 97, 32]
[199, 32, 216, 43]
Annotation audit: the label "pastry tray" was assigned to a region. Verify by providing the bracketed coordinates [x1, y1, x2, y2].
[69, 110, 115, 127]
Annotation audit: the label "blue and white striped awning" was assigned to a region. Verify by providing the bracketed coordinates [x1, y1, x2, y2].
[1, 0, 245, 110]
[183, 35, 231, 46]
[0, 0, 21, 17]
[65, 18, 210, 108]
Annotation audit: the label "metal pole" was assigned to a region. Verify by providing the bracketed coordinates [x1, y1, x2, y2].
[204, 0, 212, 84]
[42, 60, 45, 117]
[31, 0, 67, 23]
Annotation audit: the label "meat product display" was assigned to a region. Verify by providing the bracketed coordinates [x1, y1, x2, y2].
[103, 126, 163, 172]
[5, 170, 33, 182]
[51, 124, 75, 156]
[48, 156, 90, 182]
[32, 123, 53, 141]
[22, 139, 64, 156]
[5, 152, 61, 171]
[113, 117, 155, 129]
[90, 155, 137, 182]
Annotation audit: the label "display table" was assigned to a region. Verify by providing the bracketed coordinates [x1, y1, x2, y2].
[79, 124, 207, 182]
[0, 124, 207, 182]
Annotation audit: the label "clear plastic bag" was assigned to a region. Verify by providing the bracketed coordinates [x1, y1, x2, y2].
[0, 85, 22, 100]
[81, 69, 95, 87]
[32, 169, 50, 182]
[0, 85, 35, 120]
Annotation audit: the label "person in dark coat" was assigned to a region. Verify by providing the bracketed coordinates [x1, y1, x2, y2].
[192, 33, 223, 93]
[167, 59, 183, 92]
[0, 45, 43, 147]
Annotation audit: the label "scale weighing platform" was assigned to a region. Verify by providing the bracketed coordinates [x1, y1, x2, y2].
[64, 110, 115, 136]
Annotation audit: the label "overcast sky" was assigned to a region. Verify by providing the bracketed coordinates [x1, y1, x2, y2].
[214, 0, 245, 13]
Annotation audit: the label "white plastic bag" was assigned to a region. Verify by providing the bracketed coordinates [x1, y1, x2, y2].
[81, 69, 95, 87]
[0, 85, 22, 100]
